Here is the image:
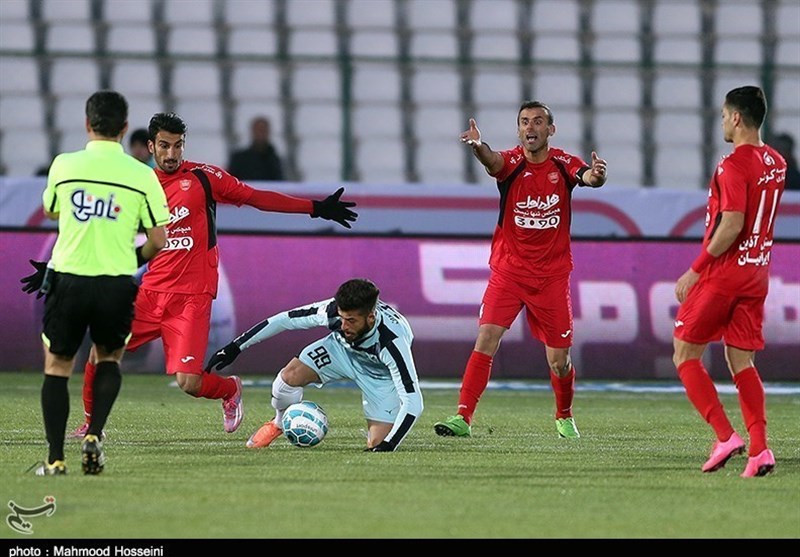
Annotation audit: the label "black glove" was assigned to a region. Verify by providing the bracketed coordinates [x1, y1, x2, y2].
[135, 245, 148, 268]
[311, 187, 358, 229]
[365, 441, 394, 452]
[205, 341, 241, 372]
[20, 259, 48, 299]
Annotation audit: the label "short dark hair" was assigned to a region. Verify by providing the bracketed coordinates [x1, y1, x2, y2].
[129, 128, 149, 147]
[85, 90, 128, 138]
[148, 112, 188, 141]
[335, 279, 380, 313]
[518, 100, 554, 125]
[725, 86, 767, 129]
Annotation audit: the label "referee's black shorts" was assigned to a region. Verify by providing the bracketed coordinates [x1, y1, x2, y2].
[43, 273, 139, 358]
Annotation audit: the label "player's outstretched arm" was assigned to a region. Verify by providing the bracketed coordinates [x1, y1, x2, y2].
[311, 187, 358, 229]
[460, 118, 503, 175]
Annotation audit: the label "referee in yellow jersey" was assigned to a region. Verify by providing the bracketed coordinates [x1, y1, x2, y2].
[30, 91, 169, 475]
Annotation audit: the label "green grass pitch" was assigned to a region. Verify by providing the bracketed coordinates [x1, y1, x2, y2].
[1, 372, 798, 539]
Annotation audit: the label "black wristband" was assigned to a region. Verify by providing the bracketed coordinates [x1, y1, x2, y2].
[135, 245, 148, 268]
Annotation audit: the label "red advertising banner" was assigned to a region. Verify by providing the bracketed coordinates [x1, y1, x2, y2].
[2, 232, 798, 379]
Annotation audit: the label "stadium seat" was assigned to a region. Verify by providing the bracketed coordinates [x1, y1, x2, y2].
[414, 106, 461, 140]
[0, 22, 34, 50]
[354, 105, 402, 137]
[0, 57, 39, 94]
[475, 105, 522, 146]
[595, 70, 640, 109]
[1, 129, 49, 176]
[654, 38, 701, 64]
[596, 111, 641, 144]
[593, 143, 642, 187]
[230, 64, 281, 101]
[172, 61, 221, 98]
[296, 137, 341, 183]
[45, 23, 95, 53]
[774, 75, 800, 116]
[535, 70, 582, 107]
[776, 38, 800, 66]
[473, 71, 520, 105]
[412, 67, 460, 103]
[124, 96, 162, 133]
[54, 96, 91, 134]
[356, 137, 406, 184]
[654, 112, 703, 144]
[287, 0, 336, 26]
[410, 32, 458, 60]
[716, 3, 762, 35]
[531, 0, 580, 32]
[532, 35, 580, 63]
[592, 0, 639, 33]
[350, 30, 399, 57]
[0, 95, 45, 129]
[111, 60, 161, 97]
[716, 38, 761, 65]
[352, 63, 401, 103]
[288, 29, 337, 56]
[295, 103, 342, 136]
[594, 37, 640, 63]
[653, 1, 701, 34]
[408, 0, 456, 29]
[228, 28, 277, 57]
[654, 146, 705, 190]
[777, 1, 800, 38]
[58, 128, 90, 154]
[654, 73, 701, 108]
[415, 138, 463, 184]
[714, 71, 760, 103]
[293, 65, 339, 102]
[164, 0, 215, 24]
[49, 58, 100, 96]
[547, 107, 583, 144]
[470, 0, 519, 62]
[348, 0, 394, 26]
[174, 99, 224, 134]
[106, 24, 157, 55]
[0, 0, 29, 20]
[224, 0, 275, 26]
[168, 27, 217, 56]
[103, 0, 152, 23]
[183, 132, 227, 168]
[42, 0, 90, 21]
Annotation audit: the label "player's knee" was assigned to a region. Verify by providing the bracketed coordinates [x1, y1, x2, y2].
[547, 355, 571, 376]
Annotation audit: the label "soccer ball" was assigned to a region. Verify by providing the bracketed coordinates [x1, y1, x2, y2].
[281, 401, 329, 447]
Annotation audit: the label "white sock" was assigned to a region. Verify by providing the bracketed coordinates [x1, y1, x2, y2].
[271, 372, 303, 426]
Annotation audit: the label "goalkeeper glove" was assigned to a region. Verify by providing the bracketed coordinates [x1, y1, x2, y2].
[311, 187, 358, 229]
[205, 341, 241, 372]
[365, 441, 394, 452]
[20, 259, 48, 299]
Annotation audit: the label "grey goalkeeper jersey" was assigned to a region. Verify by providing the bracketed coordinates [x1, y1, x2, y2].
[234, 298, 423, 449]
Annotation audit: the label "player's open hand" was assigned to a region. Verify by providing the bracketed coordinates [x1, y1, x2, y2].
[20, 259, 48, 298]
[588, 151, 608, 185]
[460, 118, 482, 147]
[205, 341, 241, 372]
[312, 187, 358, 229]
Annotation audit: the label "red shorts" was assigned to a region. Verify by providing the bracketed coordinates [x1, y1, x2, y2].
[127, 289, 213, 375]
[480, 270, 573, 348]
[674, 285, 765, 351]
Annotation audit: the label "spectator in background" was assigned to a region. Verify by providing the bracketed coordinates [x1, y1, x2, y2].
[228, 116, 284, 182]
[129, 128, 155, 168]
[770, 132, 800, 191]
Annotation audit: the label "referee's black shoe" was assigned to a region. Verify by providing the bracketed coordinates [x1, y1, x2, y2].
[81, 434, 105, 475]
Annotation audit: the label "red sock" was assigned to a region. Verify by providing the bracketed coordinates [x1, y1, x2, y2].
[196, 373, 237, 400]
[550, 366, 575, 419]
[733, 367, 768, 456]
[677, 359, 734, 441]
[82, 360, 96, 422]
[457, 351, 493, 425]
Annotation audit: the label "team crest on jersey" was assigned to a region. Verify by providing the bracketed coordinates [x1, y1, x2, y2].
[548, 171, 559, 183]
[179, 179, 192, 191]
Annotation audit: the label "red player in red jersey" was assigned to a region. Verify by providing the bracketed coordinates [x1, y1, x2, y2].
[673, 86, 786, 478]
[70, 112, 357, 436]
[434, 101, 608, 440]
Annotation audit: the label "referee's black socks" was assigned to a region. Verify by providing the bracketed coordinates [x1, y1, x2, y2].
[41, 374, 69, 463]
[90, 361, 122, 437]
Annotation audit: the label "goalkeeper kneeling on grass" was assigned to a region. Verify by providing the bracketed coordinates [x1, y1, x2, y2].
[206, 278, 423, 452]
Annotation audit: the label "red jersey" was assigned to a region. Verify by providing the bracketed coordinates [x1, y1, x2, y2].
[701, 144, 786, 297]
[488, 146, 588, 281]
[141, 160, 313, 297]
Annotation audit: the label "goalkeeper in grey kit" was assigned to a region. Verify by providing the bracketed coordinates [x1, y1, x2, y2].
[206, 278, 423, 451]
